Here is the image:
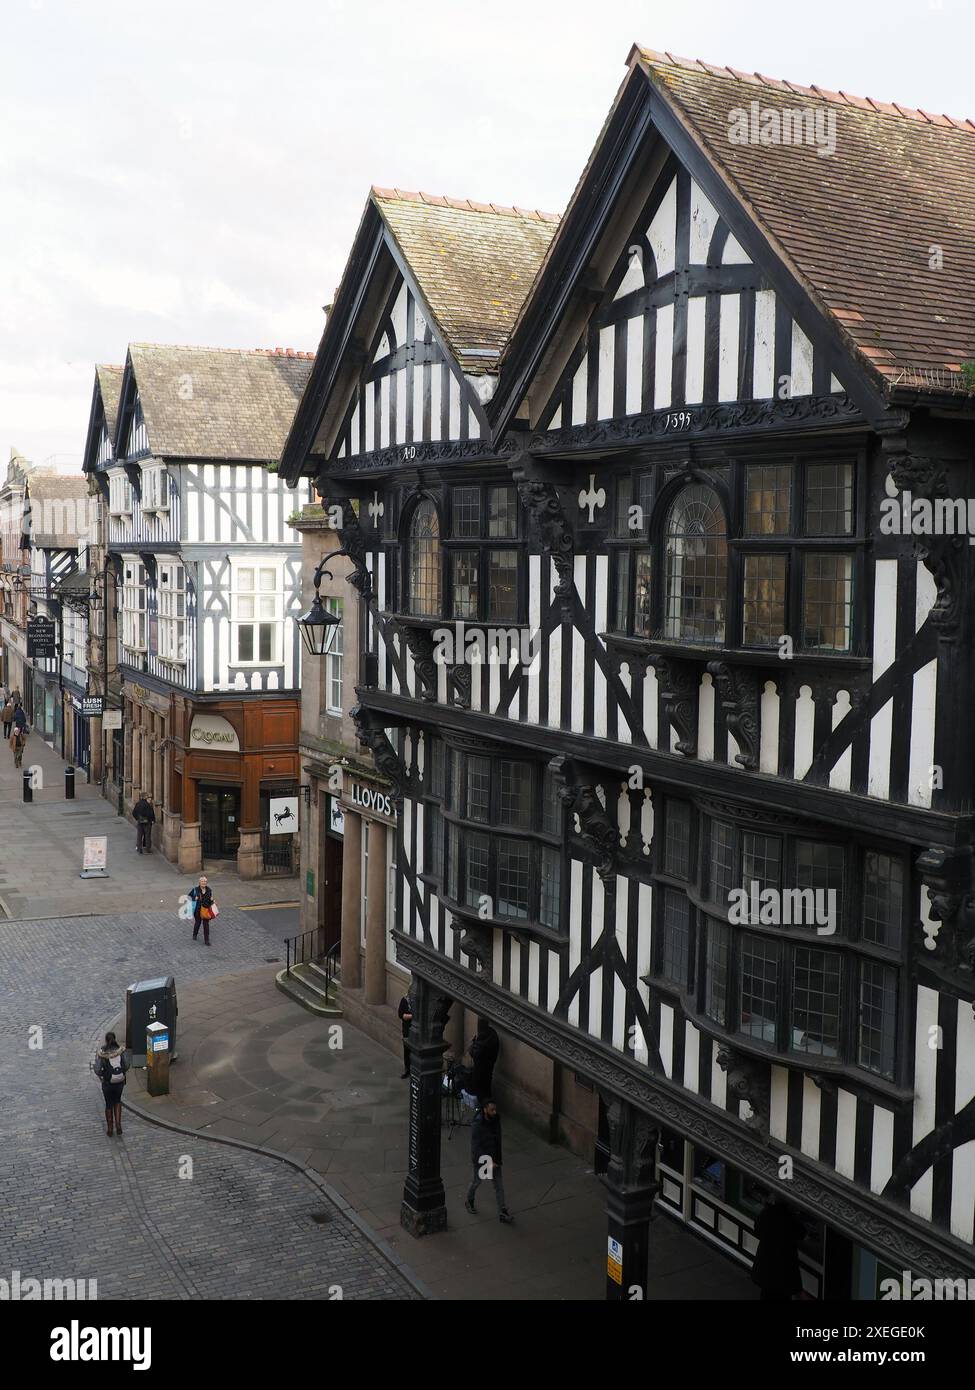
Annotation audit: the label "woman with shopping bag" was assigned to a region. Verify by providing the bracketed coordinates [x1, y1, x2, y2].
[188, 874, 218, 945]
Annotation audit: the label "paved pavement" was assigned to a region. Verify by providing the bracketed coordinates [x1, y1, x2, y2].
[0, 731, 300, 919]
[120, 965, 758, 1301]
[0, 909, 418, 1300]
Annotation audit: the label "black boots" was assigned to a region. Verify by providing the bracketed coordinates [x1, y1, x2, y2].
[114, 1104, 123, 1136]
[106, 1107, 114, 1136]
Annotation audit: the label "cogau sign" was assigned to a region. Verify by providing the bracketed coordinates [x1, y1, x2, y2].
[188, 714, 240, 752]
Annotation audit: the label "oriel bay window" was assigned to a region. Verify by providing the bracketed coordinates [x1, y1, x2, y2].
[233, 563, 282, 664]
[403, 485, 524, 623]
[652, 798, 905, 1084]
[158, 562, 186, 663]
[608, 454, 860, 654]
[422, 739, 563, 935]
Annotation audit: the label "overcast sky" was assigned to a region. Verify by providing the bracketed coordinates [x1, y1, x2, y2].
[1, 0, 971, 469]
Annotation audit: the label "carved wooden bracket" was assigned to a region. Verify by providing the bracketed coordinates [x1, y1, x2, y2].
[334, 497, 374, 602]
[885, 455, 965, 635]
[399, 624, 438, 702]
[510, 453, 575, 617]
[447, 663, 472, 709]
[648, 653, 698, 756]
[707, 661, 760, 770]
[349, 704, 408, 807]
[454, 918, 493, 974]
[916, 845, 975, 1003]
[550, 754, 620, 884]
[716, 1046, 771, 1138]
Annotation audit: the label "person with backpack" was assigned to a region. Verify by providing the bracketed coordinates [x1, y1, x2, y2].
[2, 697, 15, 739]
[12, 702, 27, 732]
[133, 796, 155, 853]
[94, 1031, 128, 1136]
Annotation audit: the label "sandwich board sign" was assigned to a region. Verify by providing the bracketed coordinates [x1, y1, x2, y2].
[81, 836, 109, 879]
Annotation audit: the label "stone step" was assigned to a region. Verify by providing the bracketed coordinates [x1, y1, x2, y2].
[305, 957, 339, 988]
[274, 964, 342, 1018]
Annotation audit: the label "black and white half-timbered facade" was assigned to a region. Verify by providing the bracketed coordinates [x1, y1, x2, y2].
[85, 343, 314, 874]
[282, 50, 975, 1296]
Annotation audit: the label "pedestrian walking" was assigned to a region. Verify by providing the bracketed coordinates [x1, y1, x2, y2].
[12, 702, 27, 732]
[750, 1194, 806, 1301]
[9, 726, 27, 769]
[2, 697, 14, 739]
[465, 1100, 513, 1223]
[93, 1031, 128, 1137]
[132, 795, 155, 853]
[189, 874, 216, 945]
[469, 1018, 500, 1101]
[398, 991, 414, 1077]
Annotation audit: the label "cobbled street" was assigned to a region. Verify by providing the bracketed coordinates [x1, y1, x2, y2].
[0, 909, 418, 1300]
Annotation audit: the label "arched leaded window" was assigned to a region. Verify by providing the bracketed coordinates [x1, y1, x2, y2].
[664, 484, 727, 644]
[408, 499, 442, 616]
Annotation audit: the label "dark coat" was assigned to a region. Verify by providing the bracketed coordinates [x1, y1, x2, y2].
[12, 706, 27, 730]
[470, 1027, 500, 1097]
[133, 798, 155, 825]
[189, 885, 213, 917]
[398, 995, 414, 1039]
[471, 1109, 503, 1167]
[750, 1202, 804, 1294]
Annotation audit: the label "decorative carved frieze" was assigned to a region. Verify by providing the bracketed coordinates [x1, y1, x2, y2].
[716, 1046, 771, 1137]
[350, 704, 408, 808]
[707, 661, 760, 770]
[647, 654, 698, 756]
[550, 754, 620, 884]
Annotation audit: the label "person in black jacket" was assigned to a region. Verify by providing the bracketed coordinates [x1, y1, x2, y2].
[465, 1100, 513, 1223]
[189, 875, 215, 945]
[93, 1031, 129, 1137]
[133, 796, 155, 853]
[469, 1018, 500, 1100]
[750, 1194, 805, 1300]
[398, 993, 414, 1078]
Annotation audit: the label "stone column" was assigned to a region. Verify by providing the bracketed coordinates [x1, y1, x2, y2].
[600, 1096, 658, 1301]
[130, 716, 142, 802]
[339, 810, 362, 989]
[401, 977, 452, 1237]
[364, 819, 387, 1005]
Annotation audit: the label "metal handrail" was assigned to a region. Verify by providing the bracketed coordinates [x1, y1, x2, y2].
[285, 929, 342, 981]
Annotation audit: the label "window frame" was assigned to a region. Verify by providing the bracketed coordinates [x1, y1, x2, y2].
[231, 560, 284, 666]
[121, 559, 147, 653]
[157, 560, 187, 665]
[324, 596, 344, 715]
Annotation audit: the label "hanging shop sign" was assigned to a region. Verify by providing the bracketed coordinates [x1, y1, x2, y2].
[188, 714, 240, 752]
[268, 796, 299, 834]
[328, 795, 345, 837]
[103, 709, 122, 731]
[26, 617, 57, 659]
[81, 696, 104, 717]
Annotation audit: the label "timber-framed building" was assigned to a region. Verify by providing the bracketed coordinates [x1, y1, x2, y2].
[281, 48, 975, 1296]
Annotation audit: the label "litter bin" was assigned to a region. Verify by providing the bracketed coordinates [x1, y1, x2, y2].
[125, 976, 178, 1064]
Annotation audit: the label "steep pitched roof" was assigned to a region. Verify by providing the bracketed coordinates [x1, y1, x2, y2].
[24, 473, 90, 547]
[123, 345, 315, 462]
[371, 189, 559, 371]
[95, 365, 124, 439]
[629, 47, 975, 394]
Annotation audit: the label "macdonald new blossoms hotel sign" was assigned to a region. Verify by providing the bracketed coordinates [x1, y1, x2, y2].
[188, 714, 240, 752]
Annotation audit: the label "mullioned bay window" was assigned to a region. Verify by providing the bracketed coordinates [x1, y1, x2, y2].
[421, 738, 564, 937]
[651, 797, 905, 1085]
[403, 484, 523, 623]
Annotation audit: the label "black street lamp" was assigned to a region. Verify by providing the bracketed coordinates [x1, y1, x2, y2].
[296, 547, 347, 658]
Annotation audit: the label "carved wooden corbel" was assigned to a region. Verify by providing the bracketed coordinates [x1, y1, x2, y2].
[455, 919, 493, 974]
[510, 453, 576, 617]
[350, 704, 407, 807]
[550, 754, 620, 883]
[707, 661, 760, 770]
[916, 846, 975, 1002]
[447, 663, 472, 709]
[647, 653, 698, 756]
[716, 1046, 771, 1137]
[333, 497, 373, 602]
[399, 624, 438, 702]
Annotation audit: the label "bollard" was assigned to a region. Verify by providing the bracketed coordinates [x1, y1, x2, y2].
[22, 769, 32, 803]
[65, 765, 75, 799]
[146, 1021, 171, 1097]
